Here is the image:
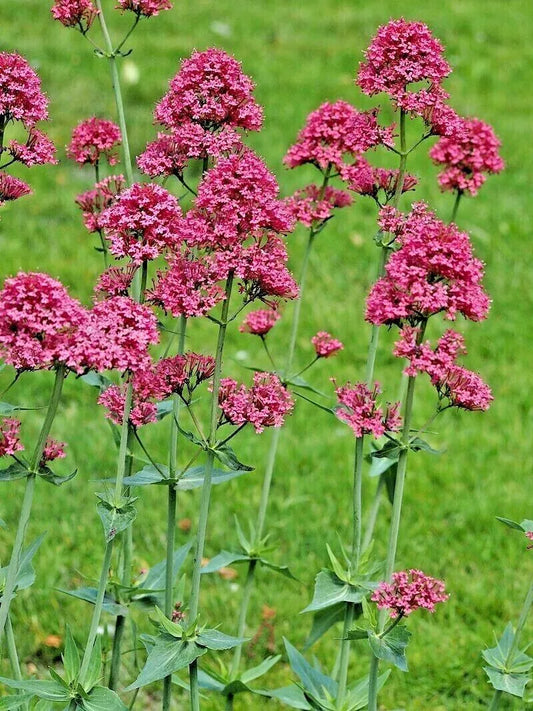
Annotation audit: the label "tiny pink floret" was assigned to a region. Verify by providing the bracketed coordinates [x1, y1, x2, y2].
[372, 569, 449, 618]
[311, 331, 343, 358]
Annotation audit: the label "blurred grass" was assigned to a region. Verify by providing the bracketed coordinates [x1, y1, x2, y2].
[0, 1, 532, 709]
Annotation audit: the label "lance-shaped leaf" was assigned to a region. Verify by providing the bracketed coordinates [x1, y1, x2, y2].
[196, 628, 246, 651]
[81, 686, 128, 711]
[241, 655, 282, 685]
[124, 636, 206, 691]
[0, 534, 45, 602]
[155, 399, 174, 420]
[96, 494, 136, 542]
[259, 558, 299, 581]
[0, 678, 70, 703]
[57, 586, 128, 617]
[83, 635, 103, 694]
[368, 625, 411, 672]
[0, 461, 30, 482]
[304, 603, 346, 649]
[197, 655, 282, 698]
[38, 466, 78, 486]
[177, 465, 250, 490]
[134, 541, 192, 603]
[483, 667, 530, 698]
[255, 685, 311, 709]
[80, 373, 112, 391]
[284, 639, 337, 700]
[346, 670, 390, 710]
[408, 437, 441, 455]
[211, 444, 254, 472]
[302, 570, 367, 613]
[0, 693, 35, 709]
[63, 626, 80, 684]
[482, 623, 533, 697]
[285, 376, 327, 398]
[200, 551, 251, 574]
[123, 464, 249, 489]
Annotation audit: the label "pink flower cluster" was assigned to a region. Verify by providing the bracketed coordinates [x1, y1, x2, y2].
[430, 117, 504, 196]
[0, 173, 32, 205]
[366, 203, 490, 325]
[76, 174, 126, 233]
[372, 569, 449, 618]
[0, 419, 24, 457]
[116, 0, 172, 17]
[311, 332, 343, 358]
[100, 182, 183, 263]
[0, 53, 49, 126]
[98, 384, 158, 428]
[155, 48, 263, 133]
[394, 327, 492, 411]
[67, 117, 122, 166]
[240, 308, 280, 336]
[6, 128, 57, 167]
[218, 373, 294, 433]
[285, 185, 352, 228]
[94, 265, 138, 298]
[51, 0, 99, 30]
[40, 438, 66, 466]
[342, 159, 418, 202]
[284, 101, 392, 173]
[334, 381, 401, 438]
[0, 272, 87, 371]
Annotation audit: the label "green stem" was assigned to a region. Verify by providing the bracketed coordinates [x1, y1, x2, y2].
[489, 579, 533, 711]
[0, 366, 65, 644]
[337, 603, 354, 707]
[188, 275, 234, 710]
[114, 15, 140, 54]
[362, 476, 384, 552]
[108, 615, 126, 691]
[229, 559, 257, 679]
[94, 0, 134, 187]
[5, 615, 22, 680]
[450, 190, 462, 223]
[78, 540, 114, 684]
[225, 694, 234, 711]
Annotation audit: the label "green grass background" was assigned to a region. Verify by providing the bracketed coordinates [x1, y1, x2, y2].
[1, 1, 532, 709]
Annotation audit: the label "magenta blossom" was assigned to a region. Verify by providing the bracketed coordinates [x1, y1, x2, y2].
[311, 331, 343, 358]
[0, 173, 32, 204]
[98, 384, 158, 428]
[218, 373, 294, 433]
[116, 0, 172, 17]
[284, 101, 393, 173]
[334, 381, 401, 438]
[240, 309, 280, 336]
[94, 265, 138, 298]
[372, 569, 449, 618]
[76, 174, 126, 234]
[285, 185, 352, 228]
[342, 159, 418, 202]
[155, 48, 263, 132]
[7, 128, 57, 167]
[40, 438, 66, 466]
[100, 182, 184, 264]
[0, 53, 49, 127]
[51, 0, 98, 30]
[0, 419, 24, 457]
[430, 117, 504, 196]
[0, 272, 87, 371]
[67, 117, 122, 166]
[134, 352, 215, 402]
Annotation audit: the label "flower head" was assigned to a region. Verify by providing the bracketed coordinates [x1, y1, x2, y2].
[0, 419, 24, 457]
[0, 173, 32, 205]
[6, 128, 57, 166]
[116, 0, 172, 17]
[134, 352, 215, 402]
[342, 159, 418, 201]
[372, 569, 449, 618]
[155, 48, 263, 132]
[285, 185, 352, 228]
[357, 19, 451, 106]
[526, 532, 533, 550]
[100, 182, 184, 263]
[430, 117, 504, 195]
[311, 331, 343, 358]
[0, 53, 49, 126]
[334, 381, 401, 438]
[67, 117, 122, 166]
[40, 438, 66, 466]
[94, 265, 138, 298]
[98, 384, 158, 428]
[284, 102, 392, 173]
[218, 372, 294, 433]
[51, 0, 99, 30]
[0, 272, 87, 371]
[240, 308, 280, 336]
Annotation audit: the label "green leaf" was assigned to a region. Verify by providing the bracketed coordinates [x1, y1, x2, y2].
[83, 635, 102, 693]
[255, 685, 311, 709]
[38, 466, 78, 486]
[482, 623, 533, 674]
[483, 666, 530, 698]
[241, 654, 282, 684]
[155, 399, 174, 420]
[81, 686, 128, 711]
[304, 603, 346, 649]
[0, 678, 70, 702]
[174, 421, 206, 449]
[408, 437, 441, 454]
[211, 445, 253, 472]
[296, 391, 336, 415]
[346, 670, 390, 710]
[285, 376, 327, 397]
[123, 465, 169, 486]
[96, 497, 136, 542]
[57, 587, 128, 616]
[347, 626, 371, 640]
[302, 571, 367, 613]
[200, 550, 251, 574]
[495, 516, 523, 531]
[370, 440, 402, 460]
[124, 636, 205, 691]
[368, 625, 411, 672]
[80, 373, 112, 391]
[1, 534, 46, 597]
[326, 544, 348, 582]
[34, 701, 54, 711]
[0, 694, 34, 710]
[196, 668, 225, 692]
[235, 516, 251, 552]
[521, 519, 533, 533]
[368, 454, 397, 478]
[63, 626, 80, 683]
[138, 541, 192, 597]
[259, 558, 299, 581]
[284, 639, 337, 700]
[0, 461, 29, 482]
[197, 628, 246, 650]
[177, 465, 251, 490]
[151, 606, 185, 638]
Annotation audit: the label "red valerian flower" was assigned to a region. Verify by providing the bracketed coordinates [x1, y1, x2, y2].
[285, 185, 352, 228]
[429, 117, 504, 196]
[342, 159, 418, 202]
[372, 569, 449, 618]
[218, 373, 294, 433]
[94, 265, 138, 298]
[76, 174, 125, 234]
[240, 309, 280, 336]
[6, 128, 57, 167]
[0, 53, 49, 127]
[311, 331, 343, 358]
[334, 381, 401, 438]
[51, 0, 99, 30]
[98, 384, 158, 428]
[67, 117, 122, 166]
[0, 419, 24, 457]
[40, 438, 66, 466]
[116, 0, 172, 17]
[0, 173, 32, 204]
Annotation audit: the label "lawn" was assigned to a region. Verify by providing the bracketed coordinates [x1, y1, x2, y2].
[1, 1, 532, 709]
